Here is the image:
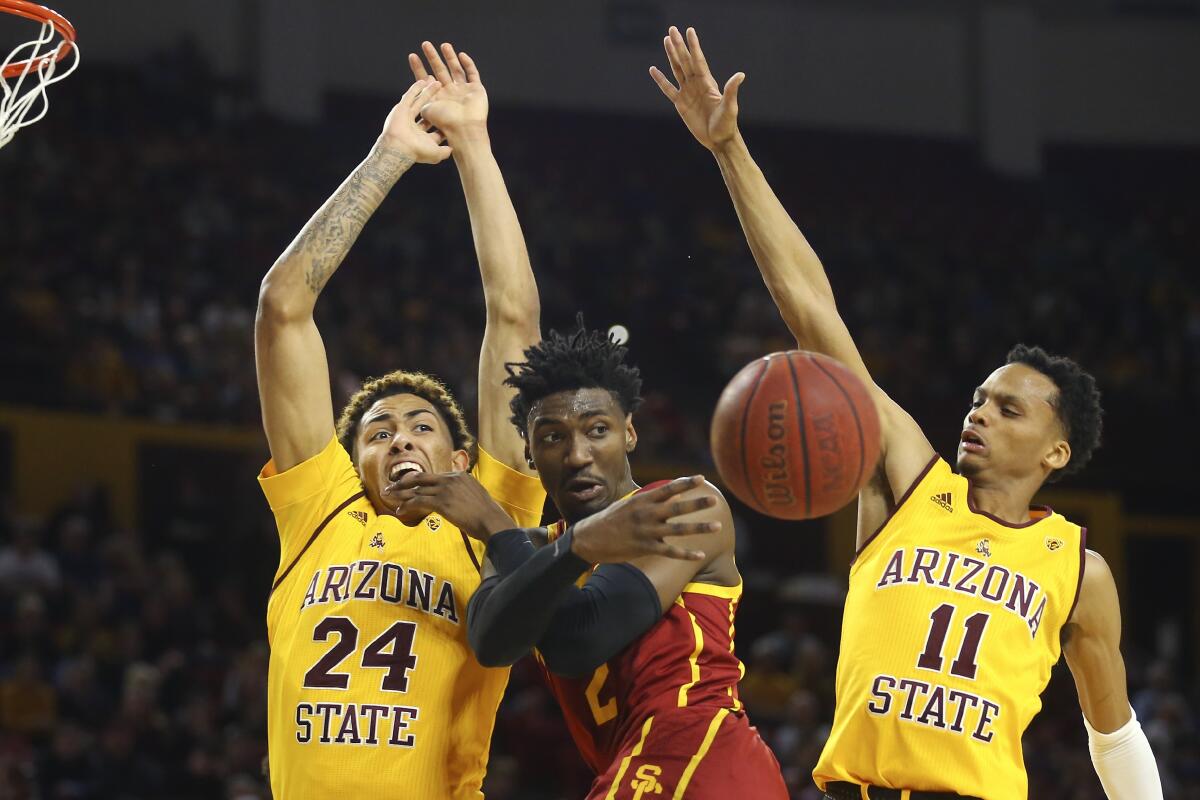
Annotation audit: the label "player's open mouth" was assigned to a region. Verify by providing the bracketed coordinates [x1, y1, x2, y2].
[388, 461, 425, 481]
[960, 430, 986, 454]
[565, 478, 605, 502]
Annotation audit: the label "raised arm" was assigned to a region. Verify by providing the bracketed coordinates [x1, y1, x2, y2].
[255, 78, 450, 471]
[651, 27, 934, 541]
[1063, 551, 1163, 798]
[410, 42, 540, 474]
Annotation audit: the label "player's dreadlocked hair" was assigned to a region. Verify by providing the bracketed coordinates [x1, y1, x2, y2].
[1005, 344, 1103, 482]
[336, 369, 475, 463]
[505, 316, 643, 438]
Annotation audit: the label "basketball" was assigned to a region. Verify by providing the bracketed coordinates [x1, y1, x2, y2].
[710, 351, 882, 520]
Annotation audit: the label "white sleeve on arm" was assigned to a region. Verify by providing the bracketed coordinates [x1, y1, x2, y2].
[1084, 706, 1164, 799]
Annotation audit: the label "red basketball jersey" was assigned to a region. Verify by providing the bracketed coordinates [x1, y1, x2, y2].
[539, 492, 745, 773]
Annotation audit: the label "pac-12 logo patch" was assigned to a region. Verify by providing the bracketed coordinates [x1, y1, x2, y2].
[976, 538, 992, 558]
[1045, 537, 1064, 552]
[369, 532, 385, 549]
[425, 514, 442, 532]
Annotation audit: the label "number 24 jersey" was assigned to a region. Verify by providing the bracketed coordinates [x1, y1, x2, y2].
[258, 437, 546, 800]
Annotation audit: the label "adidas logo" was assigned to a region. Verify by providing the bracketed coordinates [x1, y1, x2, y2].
[931, 492, 953, 512]
[347, 510, 368, 526]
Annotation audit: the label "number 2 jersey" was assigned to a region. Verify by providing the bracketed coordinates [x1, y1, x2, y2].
[258, 436, 545, 800]
[813, 457, 1085, 800]
[539, 494, 787, 800]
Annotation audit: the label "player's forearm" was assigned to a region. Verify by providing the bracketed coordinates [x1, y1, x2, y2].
[1086, 708, 1164, 799]
[467, 528, 591, 667]
[713, 134, 837, 340]
[452, 131, 539, 325]
[260, 139, 415, 320]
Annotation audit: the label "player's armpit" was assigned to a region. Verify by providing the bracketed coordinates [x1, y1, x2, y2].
[854, 396, 938, 550]
[1063, 550, 1132, 733]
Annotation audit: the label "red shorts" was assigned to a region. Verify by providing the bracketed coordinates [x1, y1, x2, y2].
[586, 707, 787, 800]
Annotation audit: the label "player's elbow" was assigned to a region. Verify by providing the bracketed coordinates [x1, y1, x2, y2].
[467, 623, 526, 668]
[466, 596, 530, 667]
[257, 271, 313, 326]
[486, 290, 541, 332]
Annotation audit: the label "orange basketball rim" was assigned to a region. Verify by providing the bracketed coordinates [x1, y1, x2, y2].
[0, 0, 78, 147]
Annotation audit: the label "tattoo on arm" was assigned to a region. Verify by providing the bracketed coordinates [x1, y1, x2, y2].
[285, 143, 415, 295]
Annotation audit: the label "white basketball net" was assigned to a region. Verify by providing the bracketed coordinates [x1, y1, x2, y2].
[0, 17, 78, 149]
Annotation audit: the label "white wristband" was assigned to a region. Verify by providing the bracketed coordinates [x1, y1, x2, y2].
[1084, 706, 1163, 800]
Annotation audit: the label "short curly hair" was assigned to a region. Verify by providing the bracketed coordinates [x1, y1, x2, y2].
[504, 316, 643, 438]
[336, 370, 475, 462]
[1005, 344, 1103, 482]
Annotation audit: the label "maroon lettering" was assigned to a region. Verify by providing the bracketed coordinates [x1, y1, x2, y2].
[897, 678, 928, 720]
[388, 706, 419, 747]
[303, 617, 358, 689]
[1027, 596, 1047, 638]
[335, 703, 361, 744]
[906, 547, 940, 585]
[980, 565, 1010, 602]
[917, 603, 955, 672]
[434, 582, 458, 623]
[877, 549, 905, 588]
[296, 703, 314, 742]
[315, 702, 340, 743]
[407, 569, 433, 612]
[363, 621, 419, 692]
[868, 675, 895, 714]
[950, 612, 990, 680]
[360, 704, 388, 745]
[380, 563, 404, 603]
[353, 560, 380, 600]
[302, 572, 319, 610]
[946, 689, 980, 733]
[954, 557, 986, 595]
[319, 565, 351, 604]
[972, 700, 1000, 743]
[1004, 574, 1040, 618]
[937, 551, 960, 587]
[916, 685, 947, 729]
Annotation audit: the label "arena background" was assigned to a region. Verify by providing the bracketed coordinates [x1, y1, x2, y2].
[0, 1, 1197, 797]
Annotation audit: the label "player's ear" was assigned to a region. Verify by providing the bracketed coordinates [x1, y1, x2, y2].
[451, 448, 470, 472]
[1043, 438, 1070, 473]
[625, 415, 637, 453]
[523, 442, 536, 471]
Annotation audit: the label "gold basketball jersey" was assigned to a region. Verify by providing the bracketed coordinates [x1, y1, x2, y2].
[259, 437, 545, 800]
[814, 458, 1084, 799]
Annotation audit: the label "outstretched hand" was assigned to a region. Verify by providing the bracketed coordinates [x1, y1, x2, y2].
[379, 76, 452, 164]
[409, 41, 488, 142]
[650, 26, 744, 153]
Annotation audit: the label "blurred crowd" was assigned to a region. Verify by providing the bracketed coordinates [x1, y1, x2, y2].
[0, 52, 1197, 798]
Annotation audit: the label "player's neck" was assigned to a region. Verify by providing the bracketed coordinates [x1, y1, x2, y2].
[965, 476, 1040, 525]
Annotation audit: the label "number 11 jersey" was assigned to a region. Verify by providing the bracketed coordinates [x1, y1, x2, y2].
[813, 457, 1085, 799]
